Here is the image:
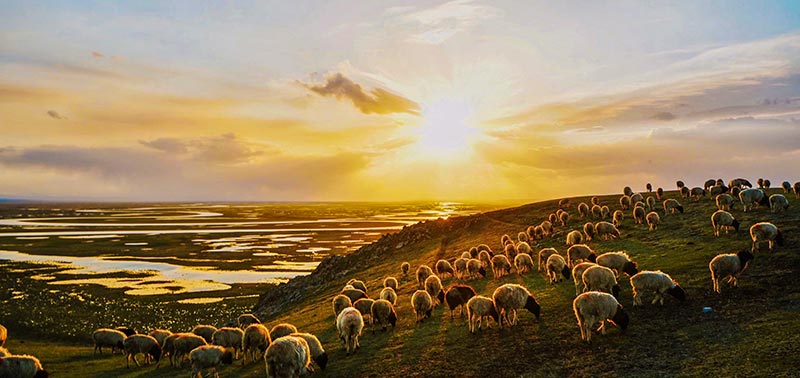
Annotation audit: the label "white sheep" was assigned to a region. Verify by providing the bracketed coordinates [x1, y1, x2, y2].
[559, 211, 570, 227]
[517, 231, 530, 244]
[541, 220, 554, 237]
[467, 258, 487, 279]
[289, 332, 327, 371]
[92, 328, 126, 355]
[715, 193, 736, 211]
[383, 276, 398, 290]
[242, 324, 270, 365]
[601, 206, 611, 219]
[769, 194, 790, 213]
[189, 345, 233, 378]
[630, 271, 686, 306]
[123, 334, 161, 368]
[332, 294, 353, 319]
[630, 193, 644, 205]
[578, 202, 590, 218]
[0, 355, 48, 378]
[739, 188, 769, 212]
[435, 259, 455, 278]
[211, 327, 244, 360]
[265, 335, 311, 378]
[711, 210, 740, 237]
[646, 211, 660, 231]
[460, 251, 472, 259]
[619, 195, 631, 210]
[411, 290, 433, 323]
[596, 251, 639, 277]
[492, 284, 540, 328]
[478, 250, 492, 269]
[573, 292, 629, 343]
[514, 253, 535, 275]
[270, 324, 298, 341]
[633, 206, 645, 224]
[537, 248, 558, 272]
[663, 199, 684, 215]
[592, 196, 601, 205]
[750, 222, 784, 252]
[566, 230, 584, 246]
[503, 243, 517, 260]
[147, 329, 172, 349]
[466, 295, 500, 333]
[612, 210, 624, 227]
[336, 307, 363, 354]
[346, 279, 368, 293]
[566, 244, 597, 268]
[582, 265, 620, 299]
[169, 333, 207, 368]
[501, 234, 513, 246]
[424, 275, 445, 306]
[370, 299, 398, 331]
[454, 258, 469, 279]
[571, 262, 597, 295]
[591, 204, 602, 219]
[516, 241, 532, 258]
[709, 250, 754, 293]
[690, 187, 706, 201]
[491, 254, 512, 278]
[353, 298, 375, 326]
[594, 221, 621, 240]
[191, 325, 218, 344]
[379, 287, 397, 306]
[416, 265, 434, 289]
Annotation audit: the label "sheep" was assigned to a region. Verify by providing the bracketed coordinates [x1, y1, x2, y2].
[492, 284, 540, 328]
[591, 204, 602, 219]
[612, 210, 624, 227]
[558, 198, 571, 209]
[237, 314, 260, 329]
[566, 230, 584, 246]
[477, 244, 493, 254]
[764, 179, 771, 188]
[466, 295, 500, 333]
[147, 329, 172, 349]
[769, 194, 790, 212]
[332, 294, 353, 319]
[592, 196, 600, 206]
[170, 333, 207, 368]
[623, 186, 633, 196]
[383, 276, 398, 291]
[731, 186, 741, 198]
[115, 327, 137, 337]
[676, 180, 685, 189]
[663, 199, 684, 215]
[537, 248, 558, 272]
[750, 222, 784, 252]
[347, 279, 368, 293]
[270, 324, 298, 341]
[646, 211, 660, 231]
[416, 265, 434, 289]
[619, 195, 631, 210]
[595, 221, 621, 240]
[242, 324, 271, 365]
[599, 205, 610, 219]
[716, 193, 736, 211]
[478, 250, 492, 269]
[188, 345, 233, 378]
[709, 250, 754, 293]
[690, 187, 706, 201]
[191, 325, 218, 344]
[353, 298, 375, 325]
[596, 251, 639, 277]
[469, 246, 479, 258]
[739, 188, 769, 212]
[370, 299, 398, 331]
[573, 292, 629, 343]
[212, 327, 244, 360]
[454, 258, 469, 279]
[514, 253, 535, 275]
[710, 184, 729, 197]
[0, 324, 5, 347]
[265, 335, 311, 378]
[558, 211, 569, 227]
[379, 287, 397, 305]
[501, 234, 513, 246]
[424, 275, 445, 306]
[578, 202, 590, 218]
[289, 333, 327, 371]
[646, 183, 653, 192]
[92, 328, 126, 355]
[572, 262, 597, 295]
[467, 258, 487, 279]
[566, 244, 597, 268]
[656, 187, 664, 200]
[460, 251, 472, 259]
[491, 254, 512, 278]
[646, 197, 656, 211]
[680, 186, 690, 198]
[583, 222, 595, 241]
[503, 243, 518, 260]
[582, 265, 621, 299]
[411, 290, 433, 323]
[794, 182, 800, 199]
[630, 271, 686, 306]
[516, 241, 532, 256]
[711, 210, 740, 237]
[546, 254, 571, 284]
[123, 334, 161, 368]
[0, 355, 48, 378]
[533, 225, 545, 240]
[435, 259, 455, 278]
[517, 231, 530, 244]
[336, 307, 363, 355]
[540, 220, 553, 236]
[443, 284, 477, 319]
[401, 262, 410, 276]
[633, 206, 646, 224]
[704, 179, 717, 191]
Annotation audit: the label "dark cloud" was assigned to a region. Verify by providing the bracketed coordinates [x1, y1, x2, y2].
[46, 110, 66, 120]
[303, 73, 421, 115]
[139, 134, 264, 164]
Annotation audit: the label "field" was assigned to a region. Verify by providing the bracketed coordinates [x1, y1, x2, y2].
[2, 189, 799, 377]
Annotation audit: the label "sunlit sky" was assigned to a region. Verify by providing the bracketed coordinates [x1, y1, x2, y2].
[2, 1, 800, 201]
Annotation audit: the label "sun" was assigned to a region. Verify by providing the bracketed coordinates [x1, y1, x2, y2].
[415, 99, 477, 159]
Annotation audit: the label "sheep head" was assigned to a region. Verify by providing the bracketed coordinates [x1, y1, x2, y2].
[148, 344, 162, 362]
[436, 290, 445, 304]
[667, 285, 686, 301]
[34, 370, 49, 378]
[776, 230, 784, 246]
[221, 350, 234, 365]
[731, 219, 740, 232]
[736, 250, 754, 267]
[478, 266, 486, 277]
[612, 305, 629, 331]
[587, 253, 597, 263]
[388, 309, 397, 327]
[611, 285, 621, 299]
[676, 205, 684, 213]
[560, 266, 571, 280]
[524, 296, 540, 319]
[315, 352, 329, 370]
[622, 261, 639, 276]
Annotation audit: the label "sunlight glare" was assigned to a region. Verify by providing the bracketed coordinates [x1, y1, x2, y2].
[416, 99, 477, 159]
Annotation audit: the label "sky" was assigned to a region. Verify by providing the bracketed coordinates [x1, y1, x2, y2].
[1, 0, 800, 202]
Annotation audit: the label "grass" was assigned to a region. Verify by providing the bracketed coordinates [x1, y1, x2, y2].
[2, 189, 799, 377]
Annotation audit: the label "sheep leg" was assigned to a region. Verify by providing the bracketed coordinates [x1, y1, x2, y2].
[768, 240, 774, 251]
[633, 292, 641, 307]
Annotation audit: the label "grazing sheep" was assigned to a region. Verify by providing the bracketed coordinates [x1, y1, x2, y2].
[467, 258, 487, 279]
[237, 314, 260, 329]
[516, 241, 532, 256]
[379, 287, 397, 305]
[212, 327, 244, 360]
[290, 333, 327, 371]
[709, 250, 754, 293]
[491, 254, 512, 278]
[401, 262, 410, 276]
[411, 290, 433, 323]
[612, 210, 624, 227]
[656, 187, 664, 200]
[115, 327, 137, 337]
[566, 244, 597, 268]
[591, 204, 602, 219]
[623, 186, 634, 196]
[619, 195, 631, 210]
[347, 279, 368, 293]
[424, 275, 445, 306]
[460, 251, 472, 259]
[583, 222, 595, 241]
[715, 193, 736, 211]
[370, 299, 398, 331]
[578, 202, 590, 218]
[469, 246, 479, 258]
[170, 333, 207, 368]
[242, 324, 271, 365]
[711, 210, 740, 237]
[191, 325, 218, 344]
[332, 294, 353, 319]
[514, 253, 535, 275]
[383, 276, 398, 290]
[572, 262, 598, 295]
[477, 244, 493, 254]
[769, 194, 790, 212]
[416, 265, 434, 289]
[517, 232, 530, 244]
[680, 186, 690, 198]
[435, 259, 455, 278]
[559, 211, 570, 227]
[466, 295, 500, 333]
[546, 254, 571, 284]
[601, 205, 611, 219]
[630, 271, 686, 306]
[478, 250, 493, 269]
[158, 334, 178, 367]
[541, 220, 554, 236]
[764, 179, 771, 188]
[647, 183, 653, 192]
[750, 222, 784, 252]
[559, 198, 571, 209]
[630, 193, 643, 205]
[270, 324, 298, 341]
[353, 298, 375, 325]
[690, 187, 706, 201]
[710, 184, 730, 197]
[265, 335, 311, 378]
[336, 308, 363, 355]
[794, 182, 800, 199]
[501, 234, 513, 246]
[596, 251, 639, 277]
[676, 180, 685, 189]
[147, 329, 172, 349]
[595, 221, 621, 240]
[646, 211, 660, 231]
[492, 284, 540, 328]
[503, 243, 518, 261]
[533, 225, 545, 240]
[444, 284, 477, 319]
[663, 199, 684, 215]
[739, 188, 769, 212]
[782, 181, 791, 193]
[0, 355, 48, 378]
[731, 186, 742, 198]
[454, 258, 469, 279]
[633, 206, 646, 224]
[537, 248, 558, 272]
[92, 328, 126, 355]
[573, 292, 629, 343]
[582, 265, 621, 299]
[705, 179, 717, 191]
[123, 334, 161, 368]
[566, 230, 584, 246]
[646, 197, 656, 211]
[189, 345, 233, 378]
[592, 196, 600, 206]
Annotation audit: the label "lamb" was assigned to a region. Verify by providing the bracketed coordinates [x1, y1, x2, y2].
[633, 206, 646, 224]
[578, 202, 590, 218]
[514, 253, 535, 275]
[336, 307, 363, 354]
[347, 279, 368, 293]
[709, 250, 754, 293]
[265, 335, 311, 378]
[503, 243, 518, 260]
[411, 290, 433, 323]
[92, 328, 126, 355]
[0, 355, 48, 378]
[424, 275, 445, 306]
[454, 258, 468, 279]
[646, 211, 660, 231]
[559, 211, 570, 227]
[147, 329, 172, 349]
[596, 251, 639, 277]
[332, 294, 353, 319]
[630, 271, 686, 306]
[566, 244, 597, 268]
[566, 230, 584, 246]
[123, 334, 161, 368]
[478, 250, 493, 269]
[591, 204, 602, 219]
[242, 324, 270, 365]
[582, 265, 621, 299]
[690, 187, 706, 201]
[435, 259, 455, 278]
[466, 295, 500, 333]
[370, 299, 398, 331]
[715, 193, 736, 211]
[663, 199, 684, 215]
[491, 254, 512, 278]
[379, 287, 397, 305]
[383, 276, 398, 291]
[656, 187, 664, 200]
[270, 324, 298, 341]
[739, 188, 769, 212]
[191, 325, 218, 344]
[353, 298, 375, 325]
[212, 327, 244, 360]
[546, 254, 571, 284]
[619, 195, 631, 210]
[595, 221, 621, 240]
[572, 262, 597, 295]
[623, 186, 634, 196]
[237, 314, 260, 329]
[612, 210, 624, 227]
[289, 333, 327, 371]
[583, 222, 595, 241]
[711, 210, 740, 237]
[401, 262, 410, 276]
[782, 181, 792, 193]
[170, 333, 207, 368]
[444, 284, 477, 319]
[189, 345, 234, 378]
[573, 292, 629, 343]
[750, 222, 784, 252]
[467, 258, 487, 279]
[416, 265, 434, 289]
[492, 284, 540, 328]
[769, 194, 790, 212]
[537, 248, 558, 272]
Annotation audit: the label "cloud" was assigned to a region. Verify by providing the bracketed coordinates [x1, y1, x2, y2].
[652, 111, 676, 121]
[91, 51, 105, 58]
[139, 134, 264, 164]
[46, 110, 66, 120]
[389, 0, 502, 44]
[139, 137, 189, 154]
[303, 73, 421, 115]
